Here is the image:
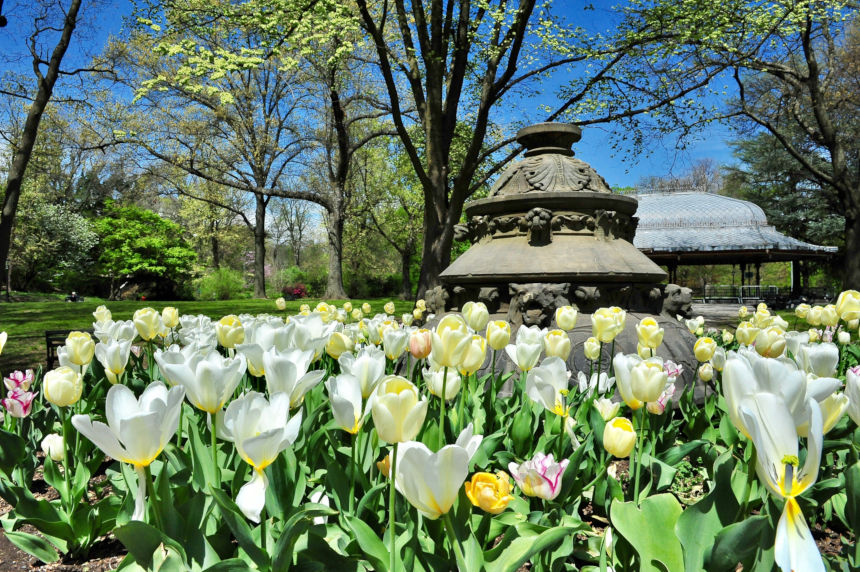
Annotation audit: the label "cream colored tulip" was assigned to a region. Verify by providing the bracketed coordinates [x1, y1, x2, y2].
[459, 335, 487, 375]
[361, 303, 372, 314]
[161, 307, 179, 329]
[416, 299, 426, 311]
[371, 376, 428, 443]
[603, 417, 636, 458]
[795, 303, 811, 319]
[554, 306, 578, 331]
[383, 327, 410, 361]
[430, 315, 471, 368]
[808, 328, 820, 343]
[592, 308, 621, 343]
[41, 434, 64, 462]
[698, 363, 714, 382]
[43, 367, 83, 407]
[64, 331, 95, 366]
[326, 332, 354, 359]
[807, 306, 823, 326]
[92, 305, 112, 324]
[820, 305, 839, 327]
[755, 326, 786, 358]
[594, 397, 620, 421]
[486, 320, 511, 351]
[423, 365, 462, 401]
[216, 315, 245, 349]
[584, 336, 601, 361]
[543, 329, 571, 360]
[409, 329, 432, 359]
[721, 329, 734, 345]
[738, 306, 749, 319]
[275, 297, 287, 311]
[630, 359, 668, 403]
[384, 301, 396, 315]
[838, 331, 851, 345]
[133, 307, 163, 341]
[462, 301, 490, 332]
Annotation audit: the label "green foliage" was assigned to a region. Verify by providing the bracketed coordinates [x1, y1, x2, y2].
[194, 268, 249, 301]
[94, 201, 197, 298]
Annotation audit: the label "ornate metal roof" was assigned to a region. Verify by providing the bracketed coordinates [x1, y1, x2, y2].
[632, 191, 837, 256]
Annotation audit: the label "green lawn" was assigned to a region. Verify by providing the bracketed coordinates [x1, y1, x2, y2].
[0, 297, 415, 374]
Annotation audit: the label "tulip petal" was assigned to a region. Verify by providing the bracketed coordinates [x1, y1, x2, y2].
[774, 497, 824, 572]
[72, 416, 128, 462]
[106, 384, 142, 435]
[118, 410, 164, 466]
[236, 469, 268, 523]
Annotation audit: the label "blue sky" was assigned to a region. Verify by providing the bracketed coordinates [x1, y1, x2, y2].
[0, 0, 736, 188]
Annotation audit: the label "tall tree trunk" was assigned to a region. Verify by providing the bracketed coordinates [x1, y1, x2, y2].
[417, 213, 454, 298]
[400, 249, 412, 299]
[843, 202, 860, 290]
[324, 204, 347, 299]
[0, 0, 83, 289]
[253, 195, 267, 298]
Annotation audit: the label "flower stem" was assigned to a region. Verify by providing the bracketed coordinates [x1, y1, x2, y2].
[349, 433, 357, 514]
[633, 408, 646, 505]
[457, 373, 468, 433]
[389, 443, 399, 572]
[439, 367, 449, 449]
[260, 506, 267, 553]
[736, 447, 757, 520]
[58, 407, 72, 511]
[442, 512, 467, 571]
[211, 413, 220, 486]
[145, 465, 164, 530]
[597, 342, 604, 378]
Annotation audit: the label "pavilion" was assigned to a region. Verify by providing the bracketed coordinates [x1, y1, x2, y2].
[631, 191, 837, 295]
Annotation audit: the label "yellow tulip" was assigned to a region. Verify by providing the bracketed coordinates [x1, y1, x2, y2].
[836, 290, 860, 321]
[430, 315, 471, 368]
[361, 303, 372, 314]
[462, 301, 490, 332]
[630, 359, 668, 402]
[64, 331, 95, 366]
[326, 332, 354, 359]
[635, 317, 664, 350]
[603, 417, 636, 458]
[806, 306, 823, 326]
[594, 397, 620, 421]
[342, 301, 353, 313]
[698, 363, 714, 382]
[735, 321, 760, 346]
[92, 305, 112, 323]
[722, 329, 734, 345]
[464, 471, 514, 515]
[755, 326, 786, 358]
[693, 337, 717, 362]
[415, 299, 426, 311]
[738, 306, 749, 319]
[275, 297, 287, 311]
[584, 336, 601, 361]
[592, 307, 621, 343]
[458, 335, 487, 376]
[351, 308, 363, 321]
[384, 301, 396, 315]
[820, 305, 839, 328]
[794, 303, 811, 319]
[216, 315, 245, 349]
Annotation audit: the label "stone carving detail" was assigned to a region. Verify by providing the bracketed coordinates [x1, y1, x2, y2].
[525, 207, 553, 246]
[508, 283, 571, 328]
[551, 213, 594, 233]
[468, 215, 490, 243]
[661, 284, 693, 320]
[487, 215, 526, 236]
[572, 286, 601, 310]
[453, 224, 470, 243]
[477, 287, 501, 314]
[425, 285, 451, 315]
[490, 155, 613, 196]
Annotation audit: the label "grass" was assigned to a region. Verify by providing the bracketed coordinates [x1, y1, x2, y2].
[0, 297, 416, 374]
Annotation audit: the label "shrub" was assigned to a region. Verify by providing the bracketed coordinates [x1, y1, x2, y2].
[194, 268, 248, 300]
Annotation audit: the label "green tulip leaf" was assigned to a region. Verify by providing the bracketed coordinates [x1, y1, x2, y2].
[610, 494, 684, 572]
[204, 558, 259, 571]
[345, 514, 389, 572]
[209, 486, 270, 569]
[675, 450, 739, 570]
[4, 530, 59, 563]
[705, 514, 769, 571]
[271, 503, 338, 572]
[0, 429, 26, 477]
[484, 523, 580, 572]
[114, 521, 171, 569]
[845, 461, 860, 533]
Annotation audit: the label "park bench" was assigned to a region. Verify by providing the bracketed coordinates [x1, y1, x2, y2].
[45, 329, 94, 370]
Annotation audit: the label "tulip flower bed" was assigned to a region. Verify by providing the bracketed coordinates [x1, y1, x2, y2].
[0, 294, 858, 571]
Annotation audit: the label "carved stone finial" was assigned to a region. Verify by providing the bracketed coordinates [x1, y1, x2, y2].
[526, 207, 553, 246]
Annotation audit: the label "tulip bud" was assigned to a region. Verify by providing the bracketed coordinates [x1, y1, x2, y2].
[92, 305, 112, 323]
[636, 317, 664, 350]
[738, 306, 748, 319]
[508, 453, 568, 500]
[376, 454, 391, 478]
[43, 366, 83, 407]
[371, 376, 428, 443]
[554, 306, 578, 331]
[409, 329, 432, 359]
[401, 313, 414, 326]
[341, 301, 353, 313]
[849, 319, 859, 330]
[275, 297, 287, 311]
[754, 326, 786, 358]
[423, 366, 462, 400]
[384, 301, 396, 315]
[415, 299, 426, 311]
[351, 308, 363, 321]
[808, 328, 820, 343]
[794, 303, 811, 319]
[838, 330, 851, 345]
[2, 388, 34, 418]
[753, 306, 772, 328]
[326, 332, 354, 359]
[216, 315, 245, 349]
[584, 337, 601, 361]
[543, 329, 571, 360]
[698, 362, 714, 382]
[462, 301, 490, 332]
[64, 331, 95, 366]
[412, 308, 423, 322]
[593, 397, 620, 421]
[721, 329, 734, 345]
[821, 305, 839, 327]
[361, 303, 372, 315]
[636, 343, 652, 359]
[486, 320, 511, 351]
[383, 328, 409, 361]
[711, 347, 726, 371]
[685, 316, 704, 335]
[41, 434, 65, 462]
[458, 335, 487, 375]
[464, 471, 514, 514]
[693, 337, 716, 362]
[4, 370, 34, 392]
[735, 321, 759, 346]
[430, 315, 471, 368]
[603, 417, 636, 458]
[133, 307, 163, 341]
[0, 331, 6, 355]
[157, 307, 178, 329]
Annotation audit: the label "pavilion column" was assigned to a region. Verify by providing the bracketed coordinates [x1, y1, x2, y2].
[740, 263, 746, 287]
[791, 261, 801, 296]
[755, 263, 761, 286]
